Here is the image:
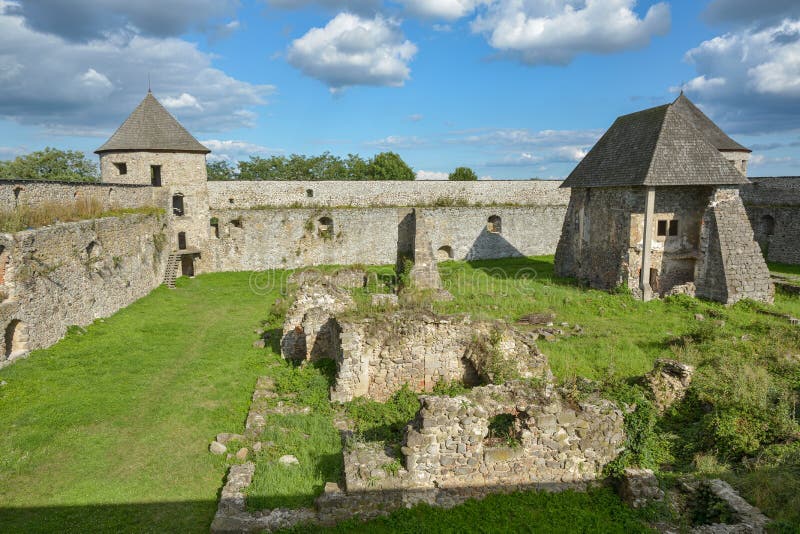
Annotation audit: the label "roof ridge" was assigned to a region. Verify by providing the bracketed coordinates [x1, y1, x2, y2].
[642, 105, 671, 185]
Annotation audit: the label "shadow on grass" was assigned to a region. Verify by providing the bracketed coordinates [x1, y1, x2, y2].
[0, 501, 220, 534]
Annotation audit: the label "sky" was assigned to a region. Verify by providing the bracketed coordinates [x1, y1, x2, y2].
[0, 0, 799, 180]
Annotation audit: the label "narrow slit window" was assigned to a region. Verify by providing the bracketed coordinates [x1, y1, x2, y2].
[150, 165, 162, 187]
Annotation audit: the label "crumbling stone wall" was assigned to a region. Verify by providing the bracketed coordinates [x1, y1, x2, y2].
[330, 313, 551, 402]
[695, 187, 774, 304]
[400, 382, 625, 489]
[0, 213, 168, 365]
[0, 179, 153, 210]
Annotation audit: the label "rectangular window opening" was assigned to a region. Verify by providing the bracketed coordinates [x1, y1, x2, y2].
[656, 220, 668, 237]
[150, 165, 162, 187]
[668, 220, 679, 236]
[113, 162, 127, 175]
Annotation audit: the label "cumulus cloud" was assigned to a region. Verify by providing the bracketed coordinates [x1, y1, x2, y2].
[447, 127, 602, 148]
[680, 19, 800, 133]
[287, 13, 417, 92]
[471, 0, 670, 65]
[4, 0, 239, 41]
[703, 0, 800, 27]
[0, 6, 273, 134]
[401, 0, 485, 20]
[203, 139, 284, 162]
[416, 170, 448, 180]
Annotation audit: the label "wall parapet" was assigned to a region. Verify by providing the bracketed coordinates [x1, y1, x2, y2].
[0, 179, 154, 210]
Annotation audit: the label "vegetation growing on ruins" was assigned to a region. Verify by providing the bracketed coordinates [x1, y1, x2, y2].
[1, 258, 799, 531]
[0, 197, 162, 232]
[0, 147, 99, 182]
[208, 151, 415, 181]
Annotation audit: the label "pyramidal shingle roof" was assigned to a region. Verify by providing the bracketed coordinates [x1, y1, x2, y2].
[562, 95, 747, 189]
[671, 94, 750, 152]
[95, 92, 210, 154]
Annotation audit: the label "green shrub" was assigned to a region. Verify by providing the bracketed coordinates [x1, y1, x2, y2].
[345, 385, 420, 443]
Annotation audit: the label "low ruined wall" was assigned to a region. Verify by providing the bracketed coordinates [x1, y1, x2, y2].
[331, 314, 550, 403]
[0, 213, 168, 364]
[742, 177, 800, 265]
[0, 179, 154, 210]
[207, 180, 569, 209]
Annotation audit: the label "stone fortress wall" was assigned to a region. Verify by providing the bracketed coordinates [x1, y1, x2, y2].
[0, 179, 153, 210]
[0, 212, 168, 367]
[741, 177, 800, 265]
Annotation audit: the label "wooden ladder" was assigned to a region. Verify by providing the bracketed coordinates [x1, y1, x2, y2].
[164, 253, 181, 289]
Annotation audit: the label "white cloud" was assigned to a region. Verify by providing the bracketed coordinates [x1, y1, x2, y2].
[416, 170, 448, 180]
[680, 19, 800, 132]
[401, 0, 485, 20]
[0, 7, 274, 134]
[203, 139, 283, 163]
[471, 0, 670, 65]
[408, 113, 424, 122]
[365, 135, 425, 148]
[287, 13, 417, 92]
[264, 0, 380, 15]
[163, 93, 204, 111]
[448, 127, 603, 148]
[478, 175, 494, 180]
[0, 145, 27, 160]
[4, 0, 239, 41]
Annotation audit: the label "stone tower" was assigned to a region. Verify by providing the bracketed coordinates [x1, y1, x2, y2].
[96, 90, 211, 275]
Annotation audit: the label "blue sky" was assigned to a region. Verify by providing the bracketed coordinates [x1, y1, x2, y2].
[0, 0, 799, 179]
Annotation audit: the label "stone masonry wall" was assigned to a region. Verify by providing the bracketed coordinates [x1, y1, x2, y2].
[207, 180, 569, 209]
[400, 383, 625, 489]
[0, 179, 153, 210]
[207, 206, 566, 272]
[0, 213, 168, 365]
[695, 187, 774, 304]
[330, 313, 550, 403]
[741, 177, 800, 265]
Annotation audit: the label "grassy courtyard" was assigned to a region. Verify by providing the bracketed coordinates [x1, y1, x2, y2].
[0, 257, 798, 532]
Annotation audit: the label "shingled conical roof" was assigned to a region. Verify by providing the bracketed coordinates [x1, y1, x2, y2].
[96, 91, 210, 154]
[562, 96, 746, 189]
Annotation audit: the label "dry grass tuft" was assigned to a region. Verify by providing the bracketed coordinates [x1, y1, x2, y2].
[0, 197, 162, 232]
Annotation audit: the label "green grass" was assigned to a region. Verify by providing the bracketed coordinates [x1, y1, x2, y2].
[282, 487, 653, 533]
[1, 257, 798, 532]
[0, 273, 280, 533]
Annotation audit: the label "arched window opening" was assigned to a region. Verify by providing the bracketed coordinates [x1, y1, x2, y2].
[436, 246, 454, 261]
[487, 215, 502, 234]
[4, 320, 28, 359]
[177, 232, 187, 250]
[318, 217, 334, 239]
[306, 189, 314, 198]
[760, 215, 776, 237]
[172, 194, 185, 216]
[13, 187, 23, 205]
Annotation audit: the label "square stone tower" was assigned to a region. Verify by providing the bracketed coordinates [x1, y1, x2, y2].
[95, 91, 212, 276]
[555, 94, 772, 304]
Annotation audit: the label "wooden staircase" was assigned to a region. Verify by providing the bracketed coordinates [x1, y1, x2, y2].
[164, 253, 181, 288]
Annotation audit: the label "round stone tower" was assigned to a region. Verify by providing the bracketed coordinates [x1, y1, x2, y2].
[96, 90, 212, 276]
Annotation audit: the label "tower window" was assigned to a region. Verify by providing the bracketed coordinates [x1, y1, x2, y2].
[113, 162, 127, 175]
[668, 220, 679, 236]
[150, 165, 162, 187]
[178, 232, 187, 250]
[172, 194, 185, 217]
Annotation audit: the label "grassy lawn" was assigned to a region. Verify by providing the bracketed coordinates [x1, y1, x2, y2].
[0, 273, 277, 533]
[1, 257, 798, 532]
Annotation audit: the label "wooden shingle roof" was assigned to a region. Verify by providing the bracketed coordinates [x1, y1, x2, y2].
[562, 96, 747, 189]
[95, 92, 210, 154]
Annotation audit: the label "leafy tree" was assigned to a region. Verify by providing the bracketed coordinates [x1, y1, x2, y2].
[206, 161, 237, 181]
[0, 147, 99, 182]
[369, 152, 414, 181]
[448, 167, 478, 181]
